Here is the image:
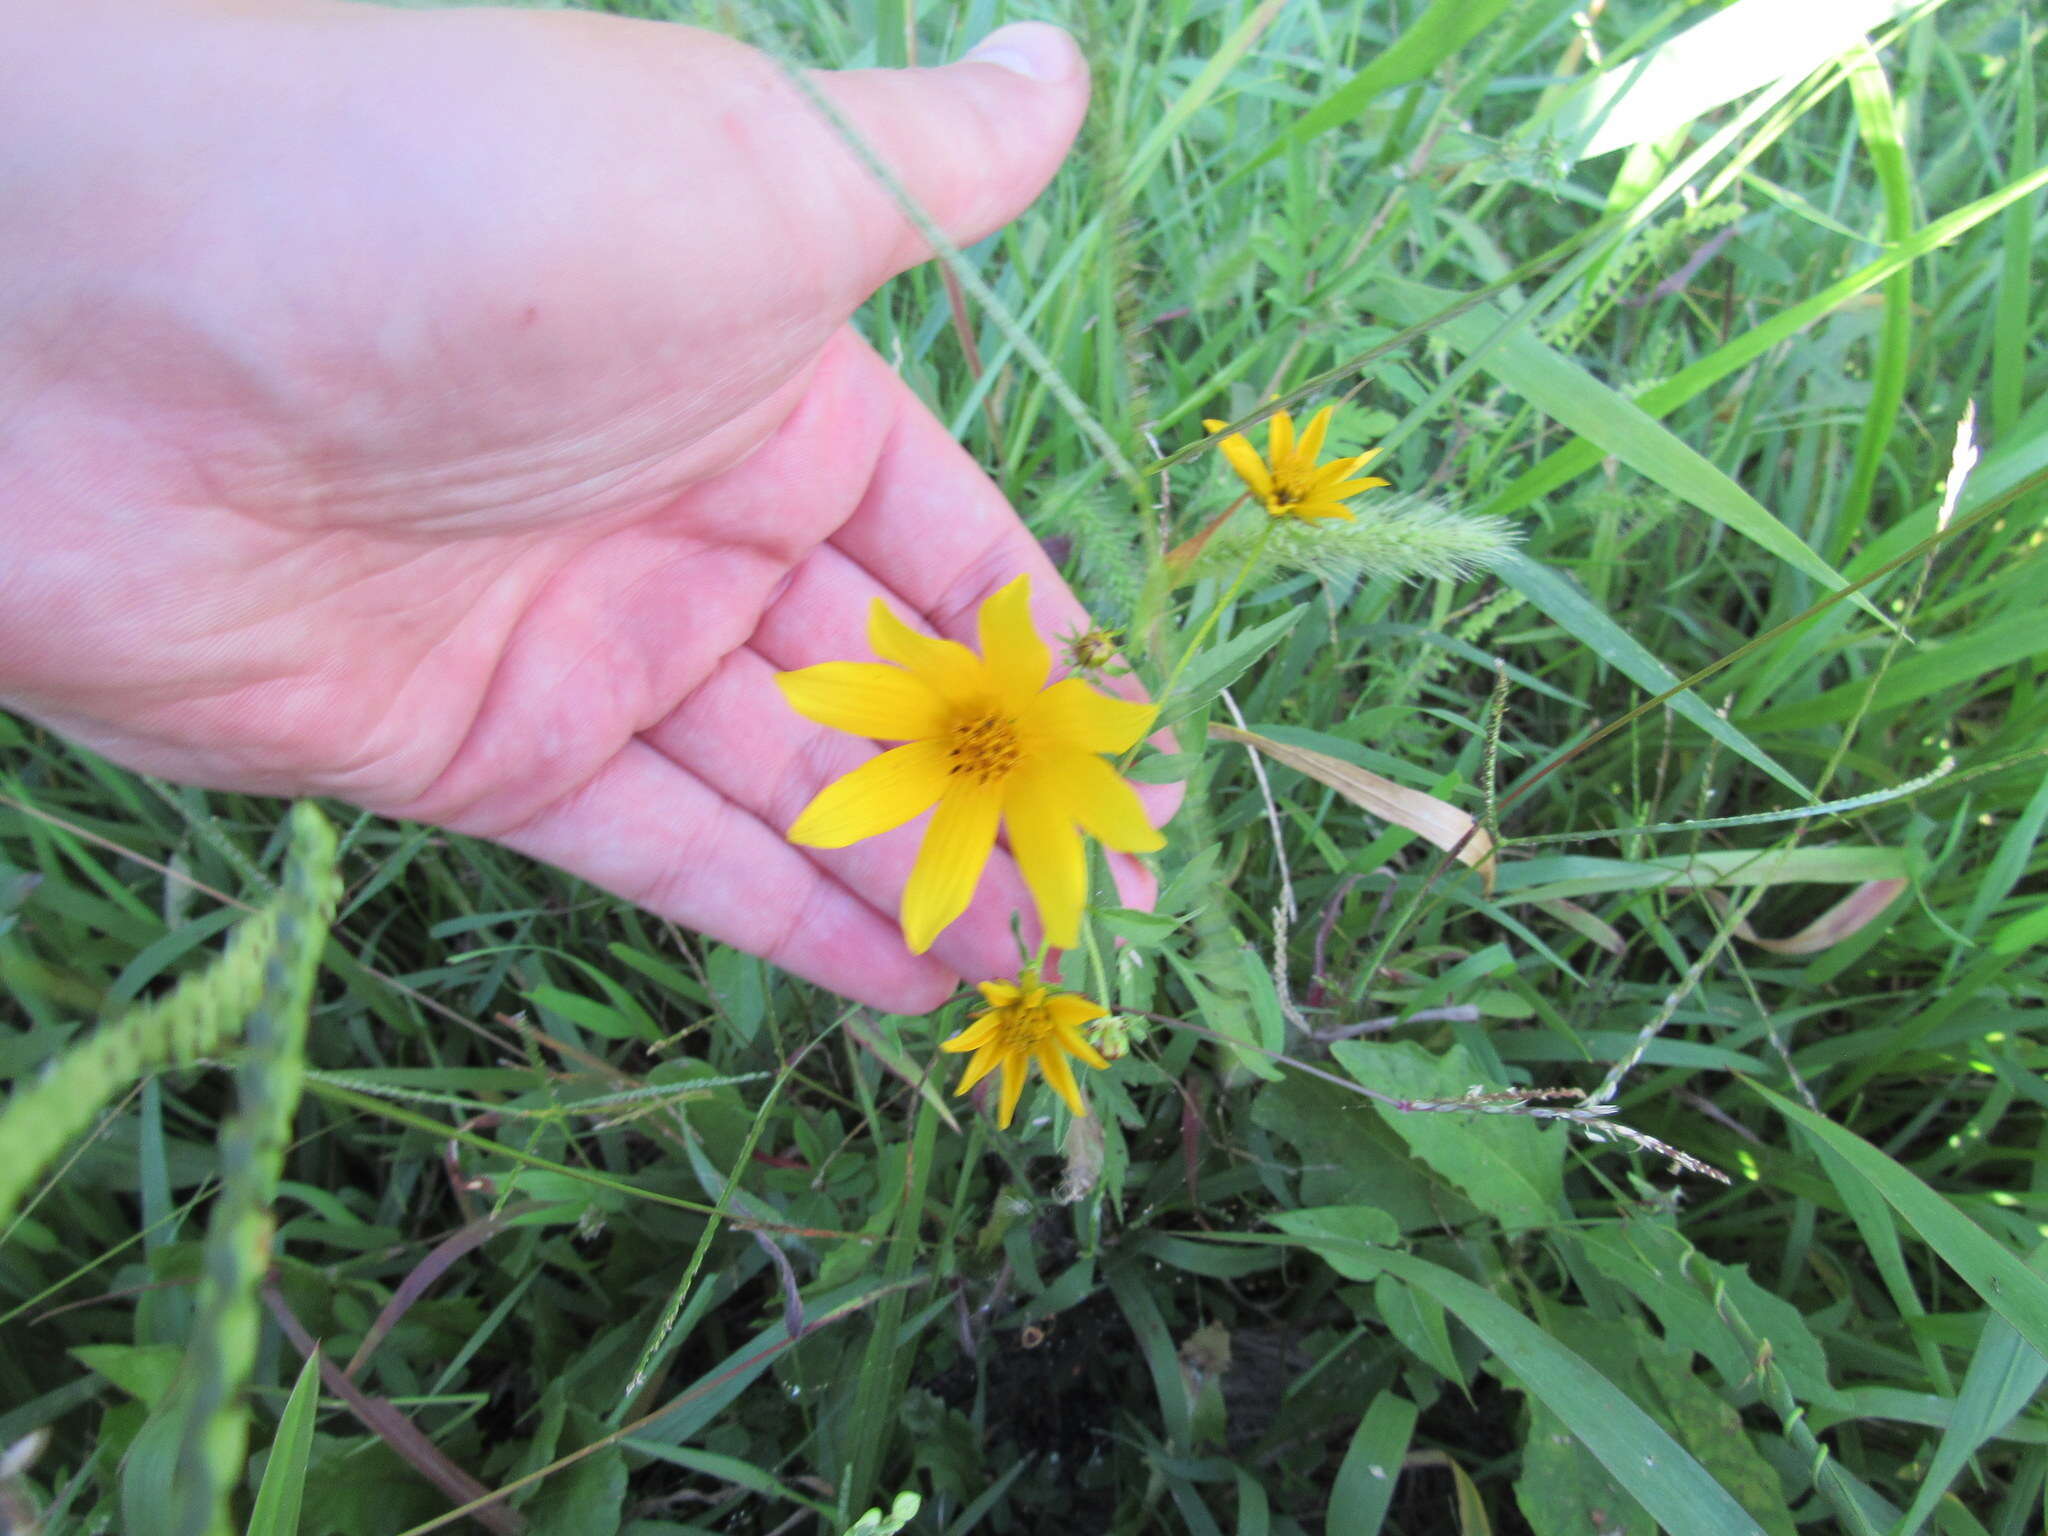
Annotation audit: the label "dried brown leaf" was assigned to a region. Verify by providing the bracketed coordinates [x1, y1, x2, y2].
[1709, 878, 1907, 954]
[1210, 725, 1497, 892]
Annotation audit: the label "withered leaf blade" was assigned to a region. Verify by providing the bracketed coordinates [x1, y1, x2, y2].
[1210, 724, 1496, 891]
[1709, 877, 1907, 954]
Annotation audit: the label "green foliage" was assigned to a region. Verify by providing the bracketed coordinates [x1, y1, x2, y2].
[6, 1, 2048, 1532]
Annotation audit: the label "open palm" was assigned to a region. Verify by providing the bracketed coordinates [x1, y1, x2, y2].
[0, 1, 1153, 1011]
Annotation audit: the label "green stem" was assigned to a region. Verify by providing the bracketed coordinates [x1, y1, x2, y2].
[1153, 518, 1275, 714]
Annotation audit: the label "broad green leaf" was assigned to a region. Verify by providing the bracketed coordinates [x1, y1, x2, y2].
[1761, 1087, 2048, 1365]
[246, 1352, 323, 1536]
[527, 1409, 626, 1536]
[1333, 1040, 1564, 1231]
[1636, 1340, 1798, 1536]
[70, 1343, 185, 1408]
[1573, 1223, 1839, 1408]
[520, 984, 658, 1043]
[1517, 1398, 1655, 1536]
[1249, 1074, 1482, 1229]
[1162, 948, 1283, 1082]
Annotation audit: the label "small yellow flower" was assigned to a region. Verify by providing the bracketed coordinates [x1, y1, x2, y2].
[1203, 405, 1389, 522]
[777, 575, 1163, 954]
[940, 972, 1112, 1128]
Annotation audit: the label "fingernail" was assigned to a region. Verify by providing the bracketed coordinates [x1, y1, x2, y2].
[964, 21, 1078, 83]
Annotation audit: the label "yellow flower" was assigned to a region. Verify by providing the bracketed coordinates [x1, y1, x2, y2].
[777, 575, 1163, 954]
[1203, 405, 1389, 522]
[939, 972, 1112, 1128]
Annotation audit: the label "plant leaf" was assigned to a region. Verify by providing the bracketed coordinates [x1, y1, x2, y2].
[1210, 724, 1495, 888]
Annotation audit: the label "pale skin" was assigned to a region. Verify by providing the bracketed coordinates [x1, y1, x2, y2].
[0, 0, 1171, 1014]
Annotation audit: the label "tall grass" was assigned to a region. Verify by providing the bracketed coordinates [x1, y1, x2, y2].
[3, 1, 2045, 1532]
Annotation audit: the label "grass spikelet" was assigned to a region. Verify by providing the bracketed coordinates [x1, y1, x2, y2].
[168, 803, 340, 1536]
[0, 899, 281, 1228]
[1189, 493, 1520, 587]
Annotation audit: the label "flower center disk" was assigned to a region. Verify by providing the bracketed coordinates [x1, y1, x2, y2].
[947, 712, 1021, 783]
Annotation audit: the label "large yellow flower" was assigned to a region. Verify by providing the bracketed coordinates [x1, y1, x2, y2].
[940, 972, 1111, 1128]
[777, 576, 1163, 954]
[1204, 405, 1389, 522]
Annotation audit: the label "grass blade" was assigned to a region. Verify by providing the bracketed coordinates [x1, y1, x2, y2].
[1379, 279, 1874, 619]
[1497, 555, 1811, 800]
[1759, 1087, 2048, 1362]
[1364, 1250, 1766, 1536]
[1833, 43, 1915, 561]
[1256, 0, 1519, 166]
[244, 1352, 323, 1536]
[1540, 0, 1929, 160]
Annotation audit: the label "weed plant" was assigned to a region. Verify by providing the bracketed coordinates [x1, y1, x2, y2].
[3, 1, 2047, 1533]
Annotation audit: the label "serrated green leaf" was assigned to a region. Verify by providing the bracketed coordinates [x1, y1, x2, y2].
[1159, 608, 1304, 729]
[1517, 1398, 1656, 1536]
[1574, 1222, 1839, 1408]
[1637, 1339, 1797, 1536]
[1333, 1040, 1564, 1231]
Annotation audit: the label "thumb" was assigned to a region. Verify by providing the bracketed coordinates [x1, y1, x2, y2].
[808, 23, 1090, 285]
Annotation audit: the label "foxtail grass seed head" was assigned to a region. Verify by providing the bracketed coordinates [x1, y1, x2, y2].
[939, 970, 1112, 1129]
[1205, 405, 1389, 523]
[1189, 492, 1520, 587]
[777, 576, 1162, 954]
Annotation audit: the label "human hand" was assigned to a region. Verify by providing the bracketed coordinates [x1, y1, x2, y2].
[0, 0, 1161, 1011]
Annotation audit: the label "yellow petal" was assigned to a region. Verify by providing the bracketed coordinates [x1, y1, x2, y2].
[1003, 762, 1087, 951]
[976, 575, 1050, 713]
[1297, 405, 1335, 463]
[1045, 993, 1108, 1030]
[867, 599, 988, 708]
[775, 662, 948, 740]
[786, 739, 950, 848]
[940, 1015, 1000, 1053]
[1051, 1016, 1112, 1071]
[956, 1042, 1005, 1094]
[996, 1055, 1029, 1127]
[900, 781, 1002, 953]
[976, 980, 1022, 1009]
[1324, 475, 1390, 497]
[1049, 752, 1165, 852]
[1216, 433, 1274, 502]
[1293, 502, 1356, 522]
[1268, 409, 1296, 468]
[1036, 1044, 1086, 1117]
[1019, 677, 1157, 755]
